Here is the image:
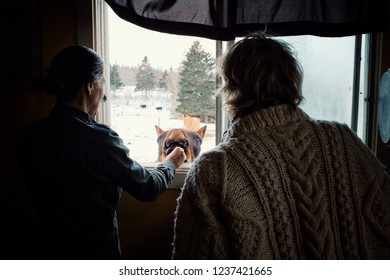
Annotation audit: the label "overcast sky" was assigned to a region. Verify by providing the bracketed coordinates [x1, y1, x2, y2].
[107, 8, 216, 70]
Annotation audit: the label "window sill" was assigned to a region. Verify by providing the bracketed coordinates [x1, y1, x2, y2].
[144, 162, 191, 189]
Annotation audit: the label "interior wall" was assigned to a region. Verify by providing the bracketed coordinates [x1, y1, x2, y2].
[118, 189, 181, 259]
[0, 0, 80, 258]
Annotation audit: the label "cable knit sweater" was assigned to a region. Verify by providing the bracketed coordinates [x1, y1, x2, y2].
[172, 104, 390, 259]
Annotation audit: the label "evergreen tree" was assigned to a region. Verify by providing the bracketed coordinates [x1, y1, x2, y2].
[135, 56, 156, 97]
[110, 64, 124, 91]
[176, 41, 215, 122]
[157, 70, 168, 91]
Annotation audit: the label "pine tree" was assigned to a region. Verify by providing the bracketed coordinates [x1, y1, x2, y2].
[135, 56, 156, 97]
[176, 41, 215, 122]
[157, 70, 168, 91]
[110, 63, 124, 91]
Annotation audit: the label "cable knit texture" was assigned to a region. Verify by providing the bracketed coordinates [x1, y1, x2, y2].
[172, 104, 390, 259]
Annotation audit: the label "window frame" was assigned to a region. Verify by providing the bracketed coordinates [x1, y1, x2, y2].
[90, 0, 380, 175]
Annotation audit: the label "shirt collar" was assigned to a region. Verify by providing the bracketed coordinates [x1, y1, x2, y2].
[50, 104, 96, 124]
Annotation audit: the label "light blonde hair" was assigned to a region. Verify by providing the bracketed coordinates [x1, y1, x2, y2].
[217, 33, 303, 119]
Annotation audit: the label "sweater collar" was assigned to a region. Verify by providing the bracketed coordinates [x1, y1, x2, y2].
[226, 104, 308, 138]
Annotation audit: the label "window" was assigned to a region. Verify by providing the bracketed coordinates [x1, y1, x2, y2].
[275, 35, 368, 139]
[106, 7, 217, 163]
[100, 3, 370, 166]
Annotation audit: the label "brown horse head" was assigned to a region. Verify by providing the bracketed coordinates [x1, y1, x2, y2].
[155, 125, 207, 162]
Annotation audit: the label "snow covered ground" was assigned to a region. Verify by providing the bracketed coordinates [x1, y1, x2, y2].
[109, 87, 215, 163]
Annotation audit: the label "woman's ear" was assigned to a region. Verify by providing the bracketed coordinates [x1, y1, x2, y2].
[85, 83, 94, 96]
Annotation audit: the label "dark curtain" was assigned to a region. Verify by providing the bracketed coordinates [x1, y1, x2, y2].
[104, 0, 388, 40]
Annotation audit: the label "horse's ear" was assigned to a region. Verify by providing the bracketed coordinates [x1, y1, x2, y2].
[155, 125, 165, 136]
[196, 125, 207, 139]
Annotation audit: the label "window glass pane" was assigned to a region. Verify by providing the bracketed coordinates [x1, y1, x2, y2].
[358, 34, 368, 141]
[280, 35, 368, 141]
[107, 8, 216, 163]
[231, 35, 369, 140]
[233, 35, 368, 141]
[279, 36, 356, 126]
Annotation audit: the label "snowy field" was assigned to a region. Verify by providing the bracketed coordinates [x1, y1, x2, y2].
[109, 87, 215, 163]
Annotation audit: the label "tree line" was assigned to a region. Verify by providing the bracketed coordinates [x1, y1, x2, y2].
[110, 41, 215, 122]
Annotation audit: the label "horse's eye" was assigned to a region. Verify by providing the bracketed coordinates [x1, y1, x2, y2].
[165, 140, 172, 147]
[180, 139, 189, 146]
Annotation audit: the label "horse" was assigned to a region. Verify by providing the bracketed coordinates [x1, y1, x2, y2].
[155, 125, 207, 162]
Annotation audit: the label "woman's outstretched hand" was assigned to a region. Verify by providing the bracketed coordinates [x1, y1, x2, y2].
[165, 147, 187, 168]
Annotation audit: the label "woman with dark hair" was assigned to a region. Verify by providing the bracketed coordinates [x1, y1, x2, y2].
[172, 34, 390, 259]
[19, 45, 186, 259]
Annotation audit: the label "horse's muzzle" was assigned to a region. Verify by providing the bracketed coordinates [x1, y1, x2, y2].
[166, 140, 189, 155]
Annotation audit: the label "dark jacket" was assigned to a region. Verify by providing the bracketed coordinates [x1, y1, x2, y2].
[19, 104, 176, 259]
